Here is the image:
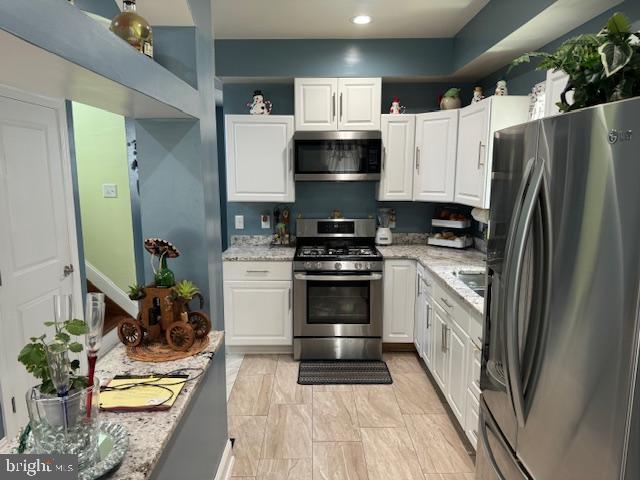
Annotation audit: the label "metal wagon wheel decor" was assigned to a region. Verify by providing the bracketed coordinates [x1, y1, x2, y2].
[165, 321, 195, 351]
[118, 317, 144, 347]
[188, 311, 211, 338]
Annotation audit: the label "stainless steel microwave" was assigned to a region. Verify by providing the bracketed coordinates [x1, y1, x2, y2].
[293, 131, 382, 181]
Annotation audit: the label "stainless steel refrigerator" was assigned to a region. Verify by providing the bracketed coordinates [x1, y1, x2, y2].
[477, 97, 640, 480]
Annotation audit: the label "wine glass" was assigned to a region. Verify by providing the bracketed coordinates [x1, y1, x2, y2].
[84, 293, 105, 356]
[53, 294, 73, 332]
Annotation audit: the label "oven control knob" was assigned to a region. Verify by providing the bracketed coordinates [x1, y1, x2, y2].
[355, 263, 362, 270]
[304, 262, 312, 269]
[366, 263, 372, 270]
[334, 262, 342, 271]
[316, 262, 322, 269]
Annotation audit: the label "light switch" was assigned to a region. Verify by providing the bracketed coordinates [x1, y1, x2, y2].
[102, 183, 118, 198]
[235, 215, 244, 230]
[261, 214, 271, 229]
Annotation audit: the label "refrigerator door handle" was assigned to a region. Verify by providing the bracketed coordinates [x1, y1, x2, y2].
[480, 417, 507, 480]
[505, 156, 546, 428]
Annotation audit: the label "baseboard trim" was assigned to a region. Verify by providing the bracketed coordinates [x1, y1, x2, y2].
[383, 342, 417, 353]
[213, 439, 234, 480]
[85, 261, 138, 318]
[226, 345, 293, 355]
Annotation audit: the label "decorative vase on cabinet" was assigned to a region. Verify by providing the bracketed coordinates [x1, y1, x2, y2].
[110, 0, 153, 58]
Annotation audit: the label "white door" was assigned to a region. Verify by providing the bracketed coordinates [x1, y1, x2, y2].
[337, 78, 381, 131]
[544, 69, 573, 117]
[413, 273, 424, 355]
[382, 260, 416, 343]
[422, 294, 434, 369]
[225, 115, 295, 202]
[414, 110, 458, 202]
[432, 303, 448, 391]
[377, 114, 415, 201]
[0, 89, 81, 438]
[294, 78, 338, 131]
[224, 281, 292, 346]
[454, 101, 490, 208]
[446, 320, 468, 424]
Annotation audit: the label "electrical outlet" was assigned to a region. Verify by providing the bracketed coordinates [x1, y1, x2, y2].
[235, 215, 244, 230]
[102, 183, 118, 198]
[261, 214, 271, 229]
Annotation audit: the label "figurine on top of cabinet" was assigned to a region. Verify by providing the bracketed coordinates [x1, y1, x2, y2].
[389, 96, 406, 114]
[247, 90, 273, 115]
[471, 86, 485, 104]
[495, 80, 508, 96]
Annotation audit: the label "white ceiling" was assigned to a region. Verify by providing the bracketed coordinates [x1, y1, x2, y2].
[212, 0, 489, 39]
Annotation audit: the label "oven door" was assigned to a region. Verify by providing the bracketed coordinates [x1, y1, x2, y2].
[293, 272, 382, 337]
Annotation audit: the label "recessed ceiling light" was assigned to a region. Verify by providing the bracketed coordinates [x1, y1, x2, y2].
[351, 15, 372, 25]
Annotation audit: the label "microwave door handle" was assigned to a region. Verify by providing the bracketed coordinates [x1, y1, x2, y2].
[294, 273, 382, 282]
[332, 92, 336, 121]
[505, 156, 545, 428]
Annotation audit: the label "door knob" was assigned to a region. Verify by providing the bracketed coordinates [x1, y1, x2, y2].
[63, 264, 74, 277]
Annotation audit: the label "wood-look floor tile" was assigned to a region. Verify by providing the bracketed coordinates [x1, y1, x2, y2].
[313, 384, 354, 393]
[313, 391, 360, 441]
[424, 474, 474, 480]
[404, 414, 474, 474]
[228, 374, 274, 416]
[262, 404, 312, 459]
[238, 354, 278, 377]
[272, 359, 312, 405]
[229, 416, 267, 477]
[257, 458, 312, 480]
[384, 353, 424, 375]
[312, 442, 368, 480]
[360, 427, 425, 480]
[392, 373, 445, 415]
[353, 385, 404, 428]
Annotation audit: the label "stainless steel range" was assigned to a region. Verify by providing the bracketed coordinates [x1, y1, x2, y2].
[293, 218, 383, 360]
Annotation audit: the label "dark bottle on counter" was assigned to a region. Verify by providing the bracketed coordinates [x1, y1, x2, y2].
[149, 297, 162, 326]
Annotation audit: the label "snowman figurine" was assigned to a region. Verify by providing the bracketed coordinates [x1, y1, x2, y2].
[495, 80, 508, 96]
[389, 96, 406, 114]
[247, 90, 272, 115]
[471, 86, 485, 104]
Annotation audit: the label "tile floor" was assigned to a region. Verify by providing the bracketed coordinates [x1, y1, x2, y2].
[226, 352, 475, 480]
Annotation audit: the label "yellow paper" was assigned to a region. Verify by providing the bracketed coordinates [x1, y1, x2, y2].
[100, 376, 187, 410]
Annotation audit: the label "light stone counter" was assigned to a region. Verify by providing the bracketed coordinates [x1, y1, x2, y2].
[378, 245, 486, 316]
[221, 245, 295, 262]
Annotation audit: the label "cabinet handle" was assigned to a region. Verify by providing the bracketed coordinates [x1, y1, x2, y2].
[332, 92, 336, 121]
[415, 146, 420, 172]
[246, 270, 269, 274]
[382, 146, 386, 171]
[477, 141, 485, 169]
[444, 325, 449, 353]
[441, 325, 445, 353]
[441, 297, 453, 309]
[288, 288, 292, 311]
[339, 93, 343, 122]
[426, 305, 430, 329]
[289, 147, 293, 172]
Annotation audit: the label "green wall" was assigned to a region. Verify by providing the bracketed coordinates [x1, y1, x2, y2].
[72, 102, 136, 292]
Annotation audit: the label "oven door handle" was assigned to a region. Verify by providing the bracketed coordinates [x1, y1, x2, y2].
[294, 273, 382, 282]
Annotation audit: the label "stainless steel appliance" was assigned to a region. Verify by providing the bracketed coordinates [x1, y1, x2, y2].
[293, 218, 383, 360]
[294, 131, 382, 181]
[478, 98, 640, 480]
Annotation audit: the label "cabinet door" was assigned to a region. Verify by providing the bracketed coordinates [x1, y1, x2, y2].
[465, 389, 480, 449]
[338, 78, 381, 131]
[377, 114, 415, 200]
[454, 101, 490, 208]
[224, 280, 292, 345]
[295, 78, 338, 131]
[422, 295, 434, 369]
[225, 115, 295, 202]
[432, 304, 448, 391]
[414, 110, 458, 202]
[414, 274, 425, 354]
[383, 260, 416, 343]
[446, 319, 468, 424]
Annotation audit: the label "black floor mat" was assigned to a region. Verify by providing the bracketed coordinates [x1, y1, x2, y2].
[298, 360, 392, 385]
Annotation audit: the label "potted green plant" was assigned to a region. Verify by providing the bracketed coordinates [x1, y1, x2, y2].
[171, 280, 202, 320]
[128, 283, 146, 301]
[510, 12, 640, 113]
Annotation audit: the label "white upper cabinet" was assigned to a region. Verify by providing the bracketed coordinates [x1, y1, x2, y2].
[377, 114, 415, 201]
[295, 77, 381, 131]
[454, 96, 529, 208]
[544, 69, 573, 117]
[338, 78, 382, 131]
[294, 78, 338, 131]
[225, 115, 295, 202]
[414, 110, 458, 202]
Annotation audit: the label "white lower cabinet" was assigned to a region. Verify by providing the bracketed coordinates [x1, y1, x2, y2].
[422, 285, 435, 369]
[432, 302, 449, 391]
[465, 390, 480, 447]
[223, 261, 293, 346]
[414, 267, 426, 355]
[383, 260, 416, 343]
[446, 318, 468, 424]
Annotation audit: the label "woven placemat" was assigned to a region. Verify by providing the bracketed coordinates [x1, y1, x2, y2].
[126, 335, 210, 362]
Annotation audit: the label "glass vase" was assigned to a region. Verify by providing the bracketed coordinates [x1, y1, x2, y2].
[26, 378, 100, 468]
[154, 255, 175, 288]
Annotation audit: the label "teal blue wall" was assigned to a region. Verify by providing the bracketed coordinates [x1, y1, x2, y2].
[479, 1, 640, 95]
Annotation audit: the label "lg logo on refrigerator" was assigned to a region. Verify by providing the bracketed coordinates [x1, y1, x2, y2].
[608, 129, 633, 144]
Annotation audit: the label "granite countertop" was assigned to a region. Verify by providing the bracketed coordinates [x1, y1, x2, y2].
[96, 331, 224, 480]
[378, 245, 486, 316]
[222, 245, 296, 261]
